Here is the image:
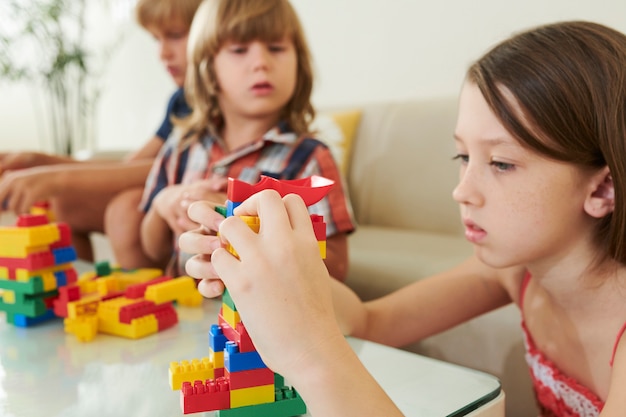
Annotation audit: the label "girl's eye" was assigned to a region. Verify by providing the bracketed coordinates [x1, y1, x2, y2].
[490, 160, 514, 172]
[452, 154, 469, 164]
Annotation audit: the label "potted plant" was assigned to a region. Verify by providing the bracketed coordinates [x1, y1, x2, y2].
[0, 0, 122, 156]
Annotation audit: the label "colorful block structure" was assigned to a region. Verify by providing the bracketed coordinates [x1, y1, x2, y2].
[55, 261, 204, 342]
[0, 211, 78, 327]
[170, 175, 334, 416]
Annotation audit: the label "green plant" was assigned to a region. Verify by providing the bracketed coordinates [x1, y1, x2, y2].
[0, 0, 121, 156]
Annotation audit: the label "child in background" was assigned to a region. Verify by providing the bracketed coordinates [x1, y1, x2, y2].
[181, 21, 626, 417]
[0, 0, 202, 262]
[137, 0, 355, 280]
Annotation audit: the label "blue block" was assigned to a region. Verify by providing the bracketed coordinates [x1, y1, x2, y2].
[224, 341, 266, 372]
[10, 309, 58, 327]
[54, 270, 67, 287]
[226, 200, 241, 217]
[52, 246, 77, 265]
[209, 324, 228, 351]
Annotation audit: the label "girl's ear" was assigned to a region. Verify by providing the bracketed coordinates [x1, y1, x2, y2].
[584, 166, 615, 218]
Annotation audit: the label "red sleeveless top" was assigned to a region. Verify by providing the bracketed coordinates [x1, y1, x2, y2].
[520, 274, 626, 417]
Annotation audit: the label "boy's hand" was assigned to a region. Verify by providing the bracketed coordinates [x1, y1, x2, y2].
[0, 168, 62, 213]
[179, 200, 227, 298]
[152, 177, 227, 236]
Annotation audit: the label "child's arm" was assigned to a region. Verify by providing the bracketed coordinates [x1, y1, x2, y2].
[0, 161, 153, 214]
[182, 190, 404, 417]
[0, 151, 74, 173]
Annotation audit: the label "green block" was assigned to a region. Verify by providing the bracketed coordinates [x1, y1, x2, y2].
[222, 288, 237, 312]
[0, 289, 57, 317]
[95, 260, 112, 277]
[215, 205, 228, 217]
[216, 388, 306, 417]
[0, 276, 45, 295]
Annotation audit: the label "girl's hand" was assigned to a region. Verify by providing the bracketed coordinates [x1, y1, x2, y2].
[182, 190, 341, 378]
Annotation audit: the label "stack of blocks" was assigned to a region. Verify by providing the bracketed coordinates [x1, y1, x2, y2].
[54, 261, 204, 342]
[0, 209, 78, 327]
[169, 176, 334, 416]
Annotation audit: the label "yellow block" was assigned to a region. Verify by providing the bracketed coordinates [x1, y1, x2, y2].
[97, 314, 158, 339]
[144, 276, 202, 305]
[0, 224, 60, 247]
[169, 358, 214, 390]
[64, 316, 99, 342]
[0, 244, 49, 258]
[210, 348, 224, 369]
[230, 384, 275, 408]
[318, 241, 326, 259]
[221, 302, 240, 329]
[2, 290, 15, 304]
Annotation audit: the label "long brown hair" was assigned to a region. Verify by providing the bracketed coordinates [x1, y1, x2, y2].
[467, 21, 626, 265]
[180, 0, 315, 141]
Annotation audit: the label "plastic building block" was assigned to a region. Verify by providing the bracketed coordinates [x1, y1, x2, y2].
[230, 384, 274, 408]
[170, 176, 335, 415]
[227, 175, 334, 206]
[181, 378, 231, 414]
[170, 358, 215, 390]
[224, 341, 266, 372]
[216, 388, 306, 417]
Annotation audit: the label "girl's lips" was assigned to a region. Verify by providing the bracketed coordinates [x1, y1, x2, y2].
[463, 220, 487, 243]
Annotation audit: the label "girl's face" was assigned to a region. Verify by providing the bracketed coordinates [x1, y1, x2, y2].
[213, 37, 297, 124]
[452, 82, 600, 272]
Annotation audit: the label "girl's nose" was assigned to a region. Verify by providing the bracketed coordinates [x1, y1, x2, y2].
[452, 165, 483, 207]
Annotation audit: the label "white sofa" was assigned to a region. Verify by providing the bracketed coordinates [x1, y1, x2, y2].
[341, 98, 538, 417]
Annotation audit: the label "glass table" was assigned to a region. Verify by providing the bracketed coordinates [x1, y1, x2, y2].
[0, 294, 503, 417]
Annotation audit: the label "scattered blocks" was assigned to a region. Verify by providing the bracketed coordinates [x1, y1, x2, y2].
[0, 213, 78, 326]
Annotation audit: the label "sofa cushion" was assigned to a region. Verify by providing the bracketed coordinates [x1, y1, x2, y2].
[346, 225, 473, 301]
[347, 98, 462, 235]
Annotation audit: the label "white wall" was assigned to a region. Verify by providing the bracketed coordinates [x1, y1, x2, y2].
[2, 0, 626, 154]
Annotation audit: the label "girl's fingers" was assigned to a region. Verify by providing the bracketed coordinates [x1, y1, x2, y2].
[282, 193, 315, 232]
[185, 253, 219, 280]
[197, 278, 225, 298]
[179, 228, 220, 254]
[187, 200, 224, 232]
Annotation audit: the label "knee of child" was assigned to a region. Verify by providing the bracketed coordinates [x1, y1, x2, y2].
[104, 188, 145, 244]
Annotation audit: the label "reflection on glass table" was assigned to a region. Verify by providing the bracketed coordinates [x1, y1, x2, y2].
[0, 296, 503, 417]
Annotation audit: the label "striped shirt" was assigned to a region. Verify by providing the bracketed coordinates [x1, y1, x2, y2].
[140, 121, 355, 275]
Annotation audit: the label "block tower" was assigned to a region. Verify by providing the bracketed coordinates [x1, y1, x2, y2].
[169, 175, 334, 416]
[0, 204, 78, 327]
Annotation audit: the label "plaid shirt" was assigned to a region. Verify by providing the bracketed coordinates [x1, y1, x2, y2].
[140, 121, 355, 275]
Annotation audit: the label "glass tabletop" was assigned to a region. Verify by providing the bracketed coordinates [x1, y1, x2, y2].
[0, 297, 501, 417]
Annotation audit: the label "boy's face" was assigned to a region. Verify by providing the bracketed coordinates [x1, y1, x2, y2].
[213, 38, 297, 124]
[147, 21, 189, 87]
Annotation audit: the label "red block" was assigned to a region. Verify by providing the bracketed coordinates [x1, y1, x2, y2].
[218, 314, 255, 353]
[225, 367, 274, 390]
[16, 214, 49, 227]
[153, 303, 178, 331]
[124, 276, 172, 299]
[118, 300, 157, 324]
[181, 378, 230, 414]
[50, 223, 72, 248]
